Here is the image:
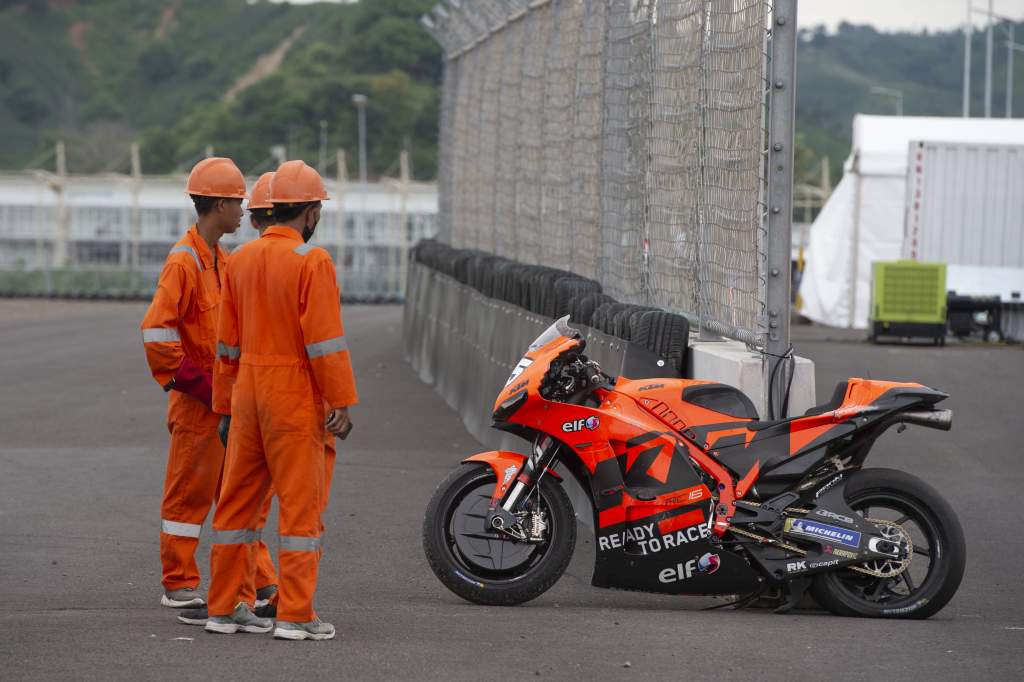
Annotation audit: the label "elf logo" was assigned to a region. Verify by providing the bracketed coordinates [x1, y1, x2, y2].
[658, 553, 721, 583]
[562, 416, 600, 433]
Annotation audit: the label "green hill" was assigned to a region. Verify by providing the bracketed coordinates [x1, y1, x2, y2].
[0, 0, 439, 177]
[1, 3, 1020, 185]
[796, 21, 1022, 181]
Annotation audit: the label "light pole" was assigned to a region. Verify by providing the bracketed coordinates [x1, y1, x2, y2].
[352, 93, 368, 183]
[964, 1, 972, 117]
[1009, 36, 1024, 117]
[870, 86, 904, 116]
[970, 4, 1023, 118]
[986, 0, 994, 117]
[318, 119, 328, 174]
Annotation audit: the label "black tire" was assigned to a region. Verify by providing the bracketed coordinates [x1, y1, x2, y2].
[614, 305, 656, 341]
[553, 277, 602, 319]
[632, 310, 690, 376]
[423, 464, 576, 606]
[572, 293, 615, 327]
[593, 302, 632, 335]
[811, 468, 966, 619]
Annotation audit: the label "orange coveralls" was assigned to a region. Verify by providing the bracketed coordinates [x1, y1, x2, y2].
[208, 226, 358, 622]
[140, 226, 233, 591]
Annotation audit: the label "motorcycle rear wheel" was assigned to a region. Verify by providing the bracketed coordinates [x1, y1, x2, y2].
[811, 468, 966, 619]
[423, 463, 576, 606]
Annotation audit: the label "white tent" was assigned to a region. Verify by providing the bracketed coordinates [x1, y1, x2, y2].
[799, 114, 1024, 329]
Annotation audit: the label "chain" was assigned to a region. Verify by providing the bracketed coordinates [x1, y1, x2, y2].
[726, 508, 910, 579]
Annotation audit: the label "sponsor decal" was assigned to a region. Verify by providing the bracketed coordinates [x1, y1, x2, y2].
[505, 358, 533, 386]
[785, 518, 861, 548]
[638, 383, 666, 392]
[658, 553, 721, 583]
[562, 416, 600, 433]
[814, 474, 843, 499]
[453, 570, 485, 588]
[598, 522, 658, 551]
[814, 508, 855, 525]
[501, 465, 518, 486]
[638, 523, 712, 555]
[808, 559, 841, 569]
[881, 598, 929, 616]
[823, 544, 859, 559]
[598, 522, 712, 555]
[786, 560, 807, 573]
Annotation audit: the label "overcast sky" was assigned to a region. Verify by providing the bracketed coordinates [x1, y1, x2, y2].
[800, 0, 1022, 32]
[270, 0, 1024, 33]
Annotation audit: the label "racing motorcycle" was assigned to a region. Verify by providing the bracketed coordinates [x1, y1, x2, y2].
[423, 317, 966, 618]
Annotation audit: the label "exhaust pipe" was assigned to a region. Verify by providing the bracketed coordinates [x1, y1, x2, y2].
[897, 409, 953, 431]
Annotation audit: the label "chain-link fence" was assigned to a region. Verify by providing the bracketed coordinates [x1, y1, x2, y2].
[423, 0, 787, 348]
[0, 172, 438, 301]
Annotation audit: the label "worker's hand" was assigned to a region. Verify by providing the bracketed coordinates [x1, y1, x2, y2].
[326, 407, 352, 439]
[218, 415, 231, 448]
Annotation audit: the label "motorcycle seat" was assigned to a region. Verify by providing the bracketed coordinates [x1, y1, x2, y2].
[743, 382, 849, 434]
[803, 381, 849, 416]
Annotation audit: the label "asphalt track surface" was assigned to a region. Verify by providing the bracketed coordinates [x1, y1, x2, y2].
[1, 300, 1022, 681]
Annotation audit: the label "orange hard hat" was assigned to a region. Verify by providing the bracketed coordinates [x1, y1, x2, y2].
[269, 160, 330, 203]
[248, 172, 275, 210]
[186, 157, 247, 199]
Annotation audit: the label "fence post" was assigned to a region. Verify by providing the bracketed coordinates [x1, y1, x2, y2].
[130, 142, 141, 286]
[54, 141, 69, 269]
[764, 0, 798, 418]
[399, 149, 410, 300]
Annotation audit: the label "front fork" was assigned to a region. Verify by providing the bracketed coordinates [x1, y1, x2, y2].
[487, 434, 560, 540]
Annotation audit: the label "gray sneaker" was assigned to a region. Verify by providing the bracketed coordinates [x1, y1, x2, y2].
[273, 617, 336, 641]
[255, 584, 278, 608]
[205, 603, 274, 635]
[161, 587, 205, 608]
[176, 606, 207, 626]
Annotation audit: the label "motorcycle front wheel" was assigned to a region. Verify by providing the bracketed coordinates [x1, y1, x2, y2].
[422, 463, 576, 606]
[811, 467, 966, 619]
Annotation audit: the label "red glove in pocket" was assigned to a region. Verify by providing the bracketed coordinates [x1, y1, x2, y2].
[173, 357, 213, 408]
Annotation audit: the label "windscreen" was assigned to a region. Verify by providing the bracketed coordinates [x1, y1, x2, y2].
[527, 315, 577, 352]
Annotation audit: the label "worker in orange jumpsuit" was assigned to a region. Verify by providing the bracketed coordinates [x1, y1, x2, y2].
[140, 157, 246, 609]
[174, 172, 282, 626]
[205, 160, 357, 640]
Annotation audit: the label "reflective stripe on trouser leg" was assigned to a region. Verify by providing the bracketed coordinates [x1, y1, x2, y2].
[279, 535, 321, 552]
[162, 519, 201, 538]
[209, 528, 258, 544]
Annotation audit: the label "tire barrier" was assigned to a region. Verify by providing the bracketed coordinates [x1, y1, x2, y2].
[404, 240, 692, 454]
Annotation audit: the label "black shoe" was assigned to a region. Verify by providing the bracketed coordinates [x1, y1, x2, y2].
[177, 606, 208, 626]
[255, 584, 278, 608]
[254, 602, 276, 619]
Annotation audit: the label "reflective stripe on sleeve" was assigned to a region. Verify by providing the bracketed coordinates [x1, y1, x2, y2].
[293, 243, 317, 256]
[279, 535, 321, 552]
[161, 519, 202, 538]
[143, 327, 181, 343]
[209, 528, 257, 545]
[305, 336, 348, 359]
[217, 341, 241, 361]
[169, 245, 203, 270]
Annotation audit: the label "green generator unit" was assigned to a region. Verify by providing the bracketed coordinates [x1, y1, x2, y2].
[869, 261, 947, 344]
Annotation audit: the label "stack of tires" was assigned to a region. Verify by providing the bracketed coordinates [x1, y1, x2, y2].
[411, 240, 690, 376]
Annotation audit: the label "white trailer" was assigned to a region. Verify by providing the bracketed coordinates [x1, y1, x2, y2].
[904, 140, 1024, 302]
